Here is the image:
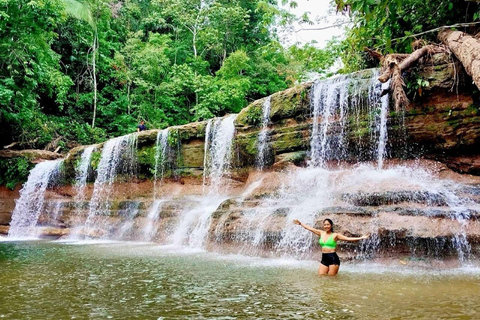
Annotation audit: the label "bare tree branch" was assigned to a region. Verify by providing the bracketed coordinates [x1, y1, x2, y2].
[295, 21, 350, 32]
[391, 22, 480, 43]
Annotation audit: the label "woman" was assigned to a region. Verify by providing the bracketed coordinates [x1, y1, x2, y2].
[293, 218, 369, 276]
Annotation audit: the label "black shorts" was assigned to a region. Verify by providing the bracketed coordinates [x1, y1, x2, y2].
[321, 252, 340, 267]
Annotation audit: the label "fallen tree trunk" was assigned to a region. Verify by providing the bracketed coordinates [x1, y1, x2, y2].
[438, 29, 480, 91]
[0, 149, 63, 162]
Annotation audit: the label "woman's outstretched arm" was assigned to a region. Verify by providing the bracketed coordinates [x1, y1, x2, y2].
[293, 219, 322, 236]
[336, 233, 370, 242]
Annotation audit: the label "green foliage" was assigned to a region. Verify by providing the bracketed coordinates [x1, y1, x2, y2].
[167, 130, 180, 147]
[334, 0, 479, 72]
[89, 150, 102, 170]
[244, 105, 263, 127]
[0, 0, 338, 165]
[406, 75, 430, 97]
[137, 146, 156, 170]
[0, 157, 33, 189]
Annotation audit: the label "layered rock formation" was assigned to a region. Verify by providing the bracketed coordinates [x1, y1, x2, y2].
[2, 55, 480, 263]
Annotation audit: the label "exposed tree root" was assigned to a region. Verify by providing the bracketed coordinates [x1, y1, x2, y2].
[378, 45, 448, 111]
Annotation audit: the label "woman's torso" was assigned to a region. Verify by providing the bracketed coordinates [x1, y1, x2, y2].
[319, 232, 337, 253]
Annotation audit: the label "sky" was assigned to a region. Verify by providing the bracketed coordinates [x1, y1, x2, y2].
[280, 0, 349, 48]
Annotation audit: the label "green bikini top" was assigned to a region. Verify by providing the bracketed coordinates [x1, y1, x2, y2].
[319, 233, 337, 249]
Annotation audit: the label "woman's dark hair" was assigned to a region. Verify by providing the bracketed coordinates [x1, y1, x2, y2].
[323, 219, 334, 232]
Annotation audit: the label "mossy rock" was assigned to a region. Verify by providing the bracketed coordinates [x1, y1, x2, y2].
[236, 99, 265, 128]
[137, 145, 156, 177]
[270, 84, 311, 122]
[62, 145, 99, 184]
[177, 121, 208, 141]
[274, 151, 307, 166]
[270, 130, 309, 153]
[136, 130, 161, 148]
[234, 132, 259, 167]
[174, 168, 204, 178]
[179, 140, 205, 168]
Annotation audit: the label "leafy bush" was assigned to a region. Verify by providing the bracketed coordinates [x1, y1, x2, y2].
[0, 157, 34, 189]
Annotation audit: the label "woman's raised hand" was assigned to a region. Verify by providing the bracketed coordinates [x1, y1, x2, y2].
[293, 219, 301, 225]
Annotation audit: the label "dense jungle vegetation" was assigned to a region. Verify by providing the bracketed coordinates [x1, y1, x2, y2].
[0, 0, 479, 153]
[0, 0, 340, 151]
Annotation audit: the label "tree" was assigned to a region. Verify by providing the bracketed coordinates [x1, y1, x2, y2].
[0, 0, 73, 147]
[333, 0, 479, 72]
[60, 0, 99, 128]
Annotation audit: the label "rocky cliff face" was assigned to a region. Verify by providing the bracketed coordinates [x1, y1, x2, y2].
[2, 55, 480, 263]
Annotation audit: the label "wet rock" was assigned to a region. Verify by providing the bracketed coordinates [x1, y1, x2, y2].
[439, 155, 480, 175]
[318, 206, 372, 216]
[0, 225, 8, 235]
[342, 191, 447, 206]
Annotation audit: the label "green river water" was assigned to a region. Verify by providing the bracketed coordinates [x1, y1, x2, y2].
[0, 240, 479, 319]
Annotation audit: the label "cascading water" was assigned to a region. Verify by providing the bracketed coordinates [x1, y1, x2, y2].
[309, 76, 348, 167]
[142, 200, 164, 242]
[377, 81, 390, 169]
[427, 184, 472, 262]
[46, 201, 63, 227]
[212, 161, 480, 262]
[203, 114, 237, 193]
[8, 68, 478, 267]
[72, 146, 95, 217]
[8, 159, 63, 238]
[153, 129, 170, 199]
[225, 168, 334, 258]
[309, 69, 386, 167]
[75, 146, 95, 189]
[220, 70, 390, 257]
[171, 114, 237, 248]
[256, 96, 271, 169]
[82, 134, 137, 238]
[114, 201, 140, 240]
[208, 70, 475, 263]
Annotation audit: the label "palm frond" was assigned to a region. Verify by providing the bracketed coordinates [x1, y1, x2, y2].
[61, 0, 95, 29]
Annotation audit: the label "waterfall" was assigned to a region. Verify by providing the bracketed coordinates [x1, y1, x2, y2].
[114, 201, 140, 240]
[8, 159, 63, 238]
[226, 168, 334, 257]
[169, 197, 226, 248]
[309, 75, 350, 167]
[214, 162, 480, 262]
[83, 134, 137, 238]
[256, 96, 272, 169]
[171, 114, 237, 247]
[202, 120, 212, 191]
[429, 184, 472, 262]
[142, 200, 164, 242]
[153, 129, 170, 198]
[75, 146, 95, 189]
[202, 114, 237, 194]
[309, 69, 387, 167]
[377, 82, 390, 169]
[72, 146, 95, 220]
[46, 201, 64, 227]
[210, 70, 393, 256]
